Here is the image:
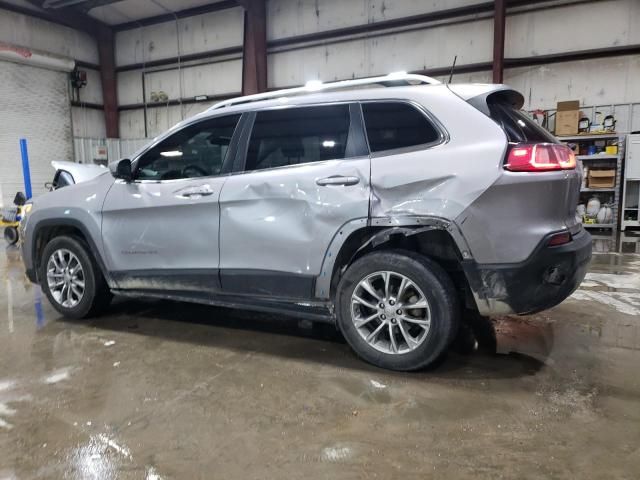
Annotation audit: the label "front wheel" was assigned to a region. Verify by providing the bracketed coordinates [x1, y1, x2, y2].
[39, 236, 112, 319]
[336, 250, 459, 371]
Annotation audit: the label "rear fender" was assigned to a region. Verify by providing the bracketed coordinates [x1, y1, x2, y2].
[314, 216, 472, 299]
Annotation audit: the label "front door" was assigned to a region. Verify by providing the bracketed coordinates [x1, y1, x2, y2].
[101, 114, 241, 292]
[218, 103, 370, 299]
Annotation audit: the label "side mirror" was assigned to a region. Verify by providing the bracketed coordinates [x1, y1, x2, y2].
[110, 159, 133, 182]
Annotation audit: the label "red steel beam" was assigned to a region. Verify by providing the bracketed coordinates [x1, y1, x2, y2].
[493, 0, 506, 83]
[240, 0, 267, 95]
[97, 27, 119, 138]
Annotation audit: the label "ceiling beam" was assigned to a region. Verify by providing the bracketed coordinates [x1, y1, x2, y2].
[113, 0, 239, 31]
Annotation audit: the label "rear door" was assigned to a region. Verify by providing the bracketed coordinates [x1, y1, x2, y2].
[218, 103, 370, 299]
[101, 114, 241, 292]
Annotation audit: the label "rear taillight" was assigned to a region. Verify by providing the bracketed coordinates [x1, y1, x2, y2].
[505, 143, 576, 172]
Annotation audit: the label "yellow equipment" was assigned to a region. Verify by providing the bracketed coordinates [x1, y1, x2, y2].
[0, 192, 27, 245]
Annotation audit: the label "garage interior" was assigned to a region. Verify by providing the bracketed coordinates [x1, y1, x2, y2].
[1, 0, 640, 478]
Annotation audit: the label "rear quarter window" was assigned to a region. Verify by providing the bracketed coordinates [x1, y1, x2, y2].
[488, 102, 557, 144]
[361, 102, 442, 153]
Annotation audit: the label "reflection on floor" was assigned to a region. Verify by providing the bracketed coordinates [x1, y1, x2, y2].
[1, 236, 640, 479]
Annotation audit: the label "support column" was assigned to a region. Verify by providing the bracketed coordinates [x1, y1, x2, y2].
[241, 0, 267, 95]
[492, 0, 506, 83]
[97, 27, 119, 138]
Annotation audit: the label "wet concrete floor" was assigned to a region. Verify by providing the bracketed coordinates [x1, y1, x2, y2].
[1, 239, 640, 479]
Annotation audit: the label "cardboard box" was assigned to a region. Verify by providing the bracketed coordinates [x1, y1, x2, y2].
[588, 169, 616, 188]
[555, 100, 580, 136]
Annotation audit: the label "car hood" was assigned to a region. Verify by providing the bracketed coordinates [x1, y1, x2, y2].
[51, 161, 109, 184]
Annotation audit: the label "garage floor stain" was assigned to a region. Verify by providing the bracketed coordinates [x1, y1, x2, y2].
[1, 241, 640, 479]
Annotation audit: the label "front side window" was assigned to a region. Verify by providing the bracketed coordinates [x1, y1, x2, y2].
[362, 102, 441, 153]
[244, 105, 351, 172]
[136, 114, 241, 181]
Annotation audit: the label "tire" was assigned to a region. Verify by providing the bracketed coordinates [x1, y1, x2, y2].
[4, 227, 19, 245]
[336, 249, 459, 371]
[39, 235, 112, 319]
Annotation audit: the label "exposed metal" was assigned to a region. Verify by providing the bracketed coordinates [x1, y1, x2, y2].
[351, 271, 431, 354]
[46, 248, 85, 308]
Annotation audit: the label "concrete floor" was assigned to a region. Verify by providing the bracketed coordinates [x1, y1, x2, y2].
[1, 238, 639, 480]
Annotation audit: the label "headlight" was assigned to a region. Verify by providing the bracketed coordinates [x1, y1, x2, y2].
[18, 203, 32, 237]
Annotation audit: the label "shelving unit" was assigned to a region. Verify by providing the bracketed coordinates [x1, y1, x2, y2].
[557, 133, 624, 232]
[621, 134, 640, 230]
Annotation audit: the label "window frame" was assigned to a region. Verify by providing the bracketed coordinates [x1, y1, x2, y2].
[359, 99, 449, 158]
[232, 101, 369, 175]
[129, 113, 245, 184]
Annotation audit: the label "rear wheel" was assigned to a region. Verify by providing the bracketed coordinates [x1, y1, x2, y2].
[39, 236, 112, 319]
[4, 227, 18, 245]
[336, 250, 459, 371]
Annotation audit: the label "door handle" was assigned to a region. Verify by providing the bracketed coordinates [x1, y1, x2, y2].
[316, 175, 360, 186]
[175, 185, 214, 198]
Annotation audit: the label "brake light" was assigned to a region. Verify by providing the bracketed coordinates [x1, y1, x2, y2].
[505, 143, 576, 172]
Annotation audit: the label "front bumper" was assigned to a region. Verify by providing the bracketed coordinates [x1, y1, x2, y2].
[462, 228, 592, 315]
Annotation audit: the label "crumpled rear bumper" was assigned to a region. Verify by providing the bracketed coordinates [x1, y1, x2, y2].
[462, 228, 592, 315]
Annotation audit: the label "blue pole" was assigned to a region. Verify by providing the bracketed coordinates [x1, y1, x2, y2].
[19, 138, 32, 200]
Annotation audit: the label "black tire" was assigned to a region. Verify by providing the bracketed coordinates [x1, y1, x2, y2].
[4, 227, 18, 245]
[39, 235, 112, 319]
[336, 249, 459, 371]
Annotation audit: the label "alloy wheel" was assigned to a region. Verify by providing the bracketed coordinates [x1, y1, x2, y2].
[46, 249, 85, 308]
[350, 271, 431, 354]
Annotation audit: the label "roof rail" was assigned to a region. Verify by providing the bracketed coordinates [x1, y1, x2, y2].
[207, 73, 441, 111]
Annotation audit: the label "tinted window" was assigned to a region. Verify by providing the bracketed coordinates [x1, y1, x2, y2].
[362, 102, 441, 153]
[136, 114, 240, 180]
[488, 102, 557, 143]
[245, 105, 351, 172]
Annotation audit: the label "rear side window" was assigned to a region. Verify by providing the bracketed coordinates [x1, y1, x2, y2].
[488, 102, 557, 143]
[245, 105, 351, 172]
[362, 102, 441, 153]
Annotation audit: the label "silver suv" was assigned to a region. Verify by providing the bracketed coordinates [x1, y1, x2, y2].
[20, 74, 591, 371]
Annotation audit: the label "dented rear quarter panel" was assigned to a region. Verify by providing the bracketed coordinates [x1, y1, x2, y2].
[369, 86, 508, 232]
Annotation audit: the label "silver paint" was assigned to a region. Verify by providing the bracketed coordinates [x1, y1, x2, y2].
[20, 81, 581, 316]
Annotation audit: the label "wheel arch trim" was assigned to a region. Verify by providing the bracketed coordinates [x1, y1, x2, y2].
[314, 215, 473, 300]
[30, 217, 114, 287]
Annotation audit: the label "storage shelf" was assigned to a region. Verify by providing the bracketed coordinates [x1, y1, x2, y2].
[583, 223, 615, 228]
[576, 155, 619, 160]
[581, 188, 615, 192]
[557, 133, 620, 141]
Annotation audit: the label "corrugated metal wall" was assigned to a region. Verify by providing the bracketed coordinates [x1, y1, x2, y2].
[73, 137, 149, 165]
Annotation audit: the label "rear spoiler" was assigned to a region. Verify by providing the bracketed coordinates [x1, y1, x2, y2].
[447, 84, 524, 116]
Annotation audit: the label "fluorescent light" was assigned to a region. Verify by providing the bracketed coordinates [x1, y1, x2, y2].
[160, 150, 182, 157]
[322, 140, 336, 148]
[194, 95, 208, 101]
[305, 80, 323, 91]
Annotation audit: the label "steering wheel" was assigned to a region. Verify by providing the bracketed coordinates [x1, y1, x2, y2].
[182, 164, 208, 178]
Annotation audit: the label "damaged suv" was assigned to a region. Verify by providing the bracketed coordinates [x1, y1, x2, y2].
[20, 74, 591, 371]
